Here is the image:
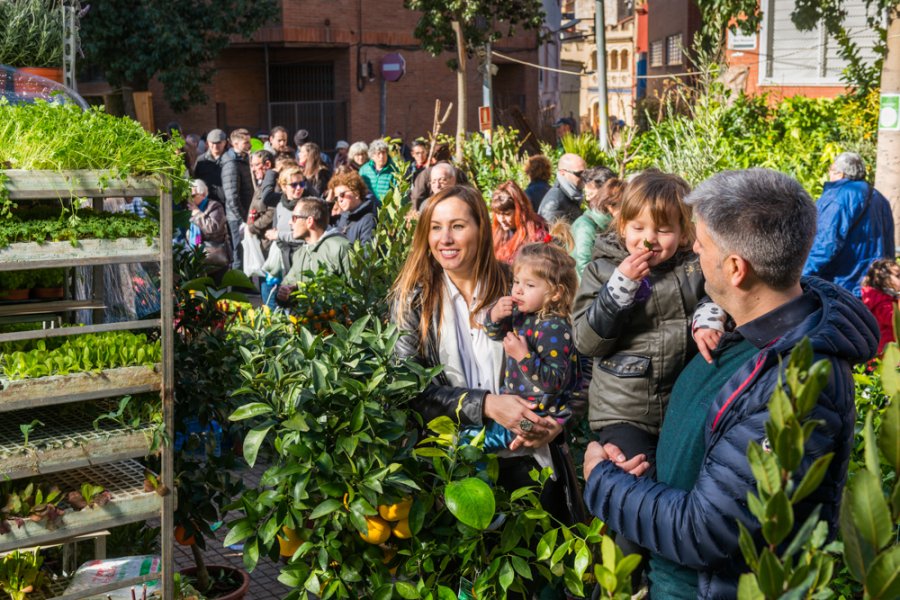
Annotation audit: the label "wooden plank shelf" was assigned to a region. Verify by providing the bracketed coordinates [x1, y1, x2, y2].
[2, 170, 163, 200]
[0, 403, 160, 481]
[0, 239, 160, 272]
[0, 300, 106, 318]
[0, 461, 162, 553]
[0, 365, 162, 413]
[0, 319, 160, 343]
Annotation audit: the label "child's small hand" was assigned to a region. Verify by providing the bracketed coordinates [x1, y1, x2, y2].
[503, 331, 529, 362]
[694, 328, 723, 363]
[490, 296, 517, 322]
[619, 249, 652, 281]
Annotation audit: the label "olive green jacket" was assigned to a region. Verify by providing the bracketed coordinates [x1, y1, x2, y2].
[573, 233, 705, 435]
[282, 230, 351, 286]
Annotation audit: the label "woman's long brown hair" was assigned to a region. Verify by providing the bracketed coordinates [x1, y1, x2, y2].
[392, 185, 510, 349]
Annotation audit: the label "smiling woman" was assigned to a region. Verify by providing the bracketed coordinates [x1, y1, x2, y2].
[390, 185, 583, 535]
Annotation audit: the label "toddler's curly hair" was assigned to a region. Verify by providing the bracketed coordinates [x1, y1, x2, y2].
[861, 258, 900, 296]
[513, 242, 578, 319]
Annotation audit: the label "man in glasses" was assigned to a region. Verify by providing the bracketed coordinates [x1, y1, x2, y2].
[276, 198, 351, 306]
[538, 152, 587, 224]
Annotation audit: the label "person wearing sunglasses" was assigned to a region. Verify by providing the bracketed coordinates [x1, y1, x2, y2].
[276, 197, 351, 306]
[537, 152, 587, 225]
[329, 171, 376, 245]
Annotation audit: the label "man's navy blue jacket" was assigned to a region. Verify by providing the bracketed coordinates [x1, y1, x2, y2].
[583, 277, 879, 599]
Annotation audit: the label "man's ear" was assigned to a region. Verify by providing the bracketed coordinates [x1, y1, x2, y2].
[724, 254, 751, 287]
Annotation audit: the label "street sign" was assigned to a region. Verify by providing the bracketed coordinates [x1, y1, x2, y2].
[381, 53, 406, 82]
[479, 106, 492, 132]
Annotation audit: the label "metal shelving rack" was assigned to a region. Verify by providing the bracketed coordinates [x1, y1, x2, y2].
[0, 169, 174, 600]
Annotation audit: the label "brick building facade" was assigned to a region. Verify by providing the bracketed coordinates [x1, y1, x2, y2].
[146, 0, 544, 151]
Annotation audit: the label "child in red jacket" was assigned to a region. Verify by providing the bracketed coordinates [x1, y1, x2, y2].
[860, 258, 900, 354]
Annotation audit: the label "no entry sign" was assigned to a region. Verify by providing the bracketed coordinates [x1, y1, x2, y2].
[381, 53, 406, 82]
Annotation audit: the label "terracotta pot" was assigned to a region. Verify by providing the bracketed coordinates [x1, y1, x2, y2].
[17, 67, 63, 83]
[0, 289, 29, 301]
[31, 287, 64, 300]
[14, 67, 64, 97]
[178, 566, 249, 600]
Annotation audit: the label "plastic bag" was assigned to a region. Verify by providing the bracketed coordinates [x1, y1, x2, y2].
[242, 234, 265, 277]
[262, 244, 285, 278]
[64, 555, 161, 600]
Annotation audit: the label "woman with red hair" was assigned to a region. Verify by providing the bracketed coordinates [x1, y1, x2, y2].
[491, 181, 548, 264]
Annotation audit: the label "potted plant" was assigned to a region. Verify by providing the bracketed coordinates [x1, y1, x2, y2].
[0, 271, 33, 301]
[0, 549, 47, 600]
[167, 245, 253, 599]
[0, 0, 67, 83]
[31, 268, 64, 300]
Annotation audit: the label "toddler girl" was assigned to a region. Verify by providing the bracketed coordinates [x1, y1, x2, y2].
[573, 170, 724, 469]
[478, 242, 581, 468]
[861, 258, 900, 354]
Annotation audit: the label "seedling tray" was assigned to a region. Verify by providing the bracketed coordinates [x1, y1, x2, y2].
[0, 403, 159, 480]
[0, 460, 162, 553]
[0, 365, 162, 413]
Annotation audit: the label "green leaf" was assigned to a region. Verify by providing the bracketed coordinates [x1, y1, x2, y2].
[880, 343, 900, 398]
[444, 477, 495, 530]
[219, 269, 256, 290]
[498, 559, 514, 591]
[309, 499, 342, 520]
[839, 487, 876, 582]
[747, 442, 780, 496]
[614, 553, 641, 579]
[601, 534, 617, 570]
[762, 490, 794, 547]
[242, 424, 273, 468]
[847, 470, 893, 550]
[863, 411, 880, 476]
[791, 453, 833, 505]
[738, 522, 759, 571]
[782, 505, 822, 560]
[865, 545, 900, 600]
[877, 390, 899, 473]
[757, 548, 784, 598]
[737, 573, 764, 600]
[223, 520, 255, 547]
[510, 556, 532, 580]
[573, 544, 591, 578]
[427, 416, 458, 436]
[593, 564, 616, 592]
[230, 402, 273, 421]
[436, 586, 457, 600]
[394, 581, 420, 599]
[536, 528, 558, 561]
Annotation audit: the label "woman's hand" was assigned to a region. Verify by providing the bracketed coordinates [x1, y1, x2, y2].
[619, 249, 651, 281]
[484, 393, 548, 440]
[509, 417, 563, 450]
[490, 296, 516, 323]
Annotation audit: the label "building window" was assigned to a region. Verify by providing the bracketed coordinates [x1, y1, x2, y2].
[621, 49, 629, 71]
[666, 34, 683, 65]
[650, 40, 664, 67]
[609, 50, 619, 71]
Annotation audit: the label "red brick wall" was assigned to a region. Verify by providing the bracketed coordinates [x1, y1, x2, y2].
[150, 0, 542, 144]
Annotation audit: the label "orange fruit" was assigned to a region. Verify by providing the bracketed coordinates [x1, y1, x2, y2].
[359, 516, 391, 544]
[278, 527, 303, 557]
[378, 498, 413, 522]
[391, 518, 411, 540]
[174, 525, 195, 546]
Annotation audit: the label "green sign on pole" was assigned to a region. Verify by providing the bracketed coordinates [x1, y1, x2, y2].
[880, 94, 900, 131]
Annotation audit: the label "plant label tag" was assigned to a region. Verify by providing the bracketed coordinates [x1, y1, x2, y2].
[458, 577, 476, 599]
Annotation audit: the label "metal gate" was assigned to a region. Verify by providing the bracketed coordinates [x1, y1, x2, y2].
[267, 62, 347, 152]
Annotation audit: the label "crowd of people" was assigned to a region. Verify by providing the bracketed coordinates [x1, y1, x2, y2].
[180, 122, 897, 597]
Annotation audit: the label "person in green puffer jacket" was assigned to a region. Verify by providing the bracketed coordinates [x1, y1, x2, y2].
[569, 166, 623, 277]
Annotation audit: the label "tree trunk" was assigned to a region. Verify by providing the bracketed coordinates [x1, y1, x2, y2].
[452, 20, 466, 163]
[875, 10, 900, 250]
[189, 541, 210, 593]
